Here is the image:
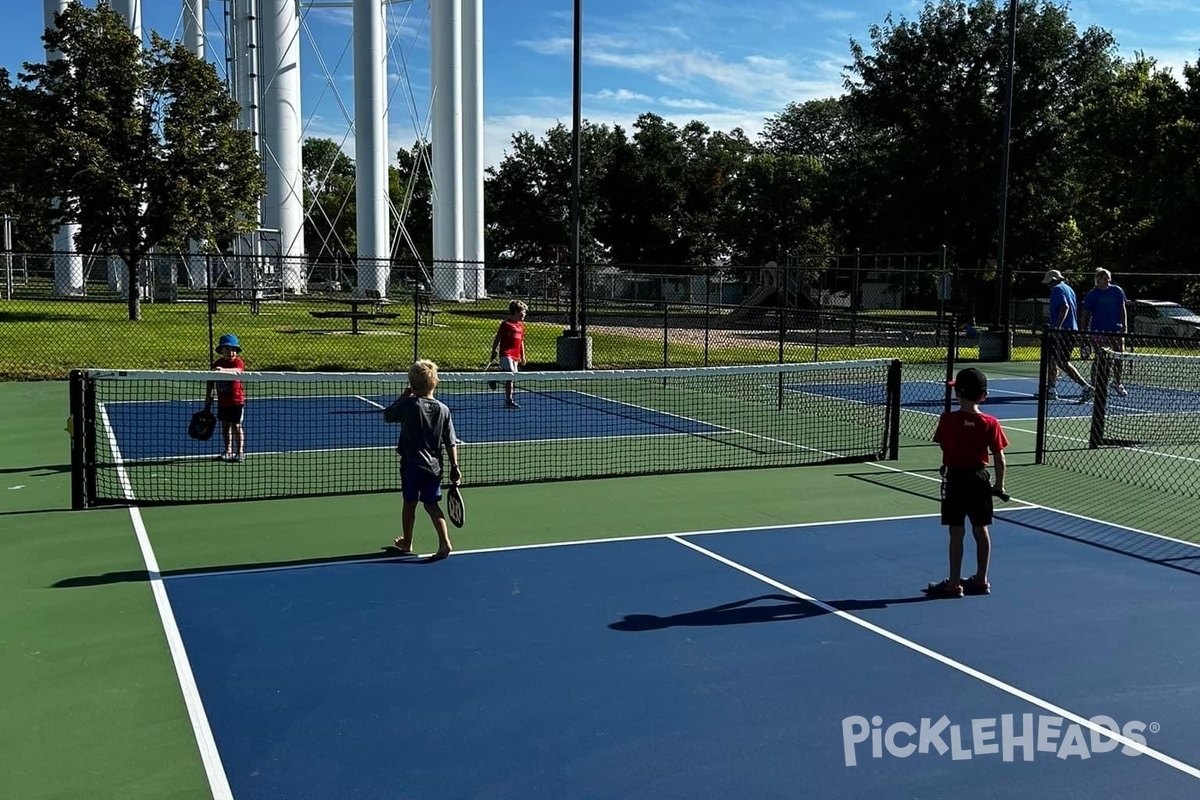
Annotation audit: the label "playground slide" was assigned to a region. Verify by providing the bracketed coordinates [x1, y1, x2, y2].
[727, 284, 777, 322]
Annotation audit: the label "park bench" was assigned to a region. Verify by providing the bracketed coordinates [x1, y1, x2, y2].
[416, 291, 441, 326]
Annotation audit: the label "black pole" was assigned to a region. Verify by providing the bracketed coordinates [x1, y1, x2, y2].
[568, 0, 583, 351]
[206, 255, 216, 362]
[995, 0, 1018, 355]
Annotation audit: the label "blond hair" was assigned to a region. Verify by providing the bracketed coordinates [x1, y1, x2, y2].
[408, 359, 440, 396]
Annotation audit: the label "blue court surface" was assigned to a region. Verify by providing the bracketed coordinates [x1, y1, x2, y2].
[163, 507, 1200, 799]
[102, 389, 726, 461]
[102, 375, 1183, 462]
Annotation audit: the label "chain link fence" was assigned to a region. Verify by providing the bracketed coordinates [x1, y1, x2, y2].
[2, 249, 967, 444]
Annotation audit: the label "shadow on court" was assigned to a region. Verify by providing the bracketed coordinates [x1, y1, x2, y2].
[609, 592, 933, 631]
[843, 468, 1200, 581]
[50, 546, 439, 588]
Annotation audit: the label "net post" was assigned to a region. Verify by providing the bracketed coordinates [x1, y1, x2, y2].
[69, 370, 86, 510]
[1035, 325, 1050, 463]
[83, 372, 98, 507]
[887, 359, 902, 460]
[1089, 347, 1111, 449]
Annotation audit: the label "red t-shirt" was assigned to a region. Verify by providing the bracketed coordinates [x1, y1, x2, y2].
[933, 410, 1008, 469]
[496, 319, 524, 359]
[211, 356, 245, 407]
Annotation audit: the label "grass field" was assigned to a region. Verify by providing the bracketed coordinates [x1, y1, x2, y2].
[0, 297, 975, 379]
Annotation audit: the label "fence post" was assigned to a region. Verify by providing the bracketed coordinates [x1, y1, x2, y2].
[413, 280, 421, 364]
[206, 255, 216, 363]
[704, 268, 711, 367]
[2, 215, 13, 301]
[778, 265, 787, 364]
[662, 302, 669, 367]
[851, 249, 861, 346]
[944, 313, 957, 414]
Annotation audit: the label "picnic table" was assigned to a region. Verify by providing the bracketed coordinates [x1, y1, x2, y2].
[309, 295, 400, 334]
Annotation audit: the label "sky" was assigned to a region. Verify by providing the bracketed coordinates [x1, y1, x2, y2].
[2, 0, 1199, 170]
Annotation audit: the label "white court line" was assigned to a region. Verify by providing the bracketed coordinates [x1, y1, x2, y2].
[161, 512, 945, 581]
[669, 533, 1200, 779]
[98, 405, 234, 800]
[118, 427, 752, 466]
[568, 388, 872, 462]
[1004, 423, 1200, 466]
[354, 395, 386, 410]
[856, 457, 1200, 549]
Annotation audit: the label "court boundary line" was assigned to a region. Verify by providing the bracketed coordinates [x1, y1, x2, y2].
[1005, 423, 1200, 466]
[115, 428, 736, 465]
[160, 512, 945, 581]
[97, 406, 234, 799]
[669, 533, 1200, 779]
[555, 387, 884, 464]
[858, 458, 1200, 549]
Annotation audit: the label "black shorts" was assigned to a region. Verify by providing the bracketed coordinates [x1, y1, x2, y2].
[217, 404, 245, 424]
[1049, 333, 1076, 368]
[940, 466, 994, 527]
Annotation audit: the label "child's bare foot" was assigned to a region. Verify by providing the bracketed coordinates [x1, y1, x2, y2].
[429, 546, 452, 561]
[392, 537, 414, 554]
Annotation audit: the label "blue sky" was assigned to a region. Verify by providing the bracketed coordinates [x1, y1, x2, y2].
[2, 0, 1198, 168]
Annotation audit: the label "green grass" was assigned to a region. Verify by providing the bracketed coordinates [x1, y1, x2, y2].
[0, 297, 959, 379]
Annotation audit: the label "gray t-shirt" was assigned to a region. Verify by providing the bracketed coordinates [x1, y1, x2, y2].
[383, 394, 457, 476]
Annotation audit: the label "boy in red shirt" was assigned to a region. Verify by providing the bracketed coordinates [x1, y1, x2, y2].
[204, 333, 247, 462]
[490, 300, 527, 409]
[924, 367, 1009, 599]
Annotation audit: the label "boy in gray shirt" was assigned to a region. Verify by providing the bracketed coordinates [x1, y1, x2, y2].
[383, 359, 461, 560]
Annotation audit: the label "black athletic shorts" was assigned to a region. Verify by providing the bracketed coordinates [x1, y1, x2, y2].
[217, 404, 245, 425]
[940, 466, 994, 527]
[1049, 332, 1076, 369]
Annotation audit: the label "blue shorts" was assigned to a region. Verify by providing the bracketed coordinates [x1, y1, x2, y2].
[401, 467, 442, 504]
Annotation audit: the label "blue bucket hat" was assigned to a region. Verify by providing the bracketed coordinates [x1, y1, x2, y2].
[217, 333, 241, 352]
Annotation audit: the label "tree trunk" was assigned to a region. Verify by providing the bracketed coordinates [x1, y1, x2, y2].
[126, 256, 141, 321]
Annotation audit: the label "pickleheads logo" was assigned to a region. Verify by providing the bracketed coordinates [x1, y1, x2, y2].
[841, 714, 1158, 767]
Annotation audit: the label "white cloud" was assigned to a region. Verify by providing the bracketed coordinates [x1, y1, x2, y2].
[594, 88, 653, 103]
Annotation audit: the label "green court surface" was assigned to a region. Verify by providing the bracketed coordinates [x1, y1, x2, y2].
[3, 365, 1200, 799]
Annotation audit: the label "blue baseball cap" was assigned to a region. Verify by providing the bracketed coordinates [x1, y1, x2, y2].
[217, 334, 241, 351]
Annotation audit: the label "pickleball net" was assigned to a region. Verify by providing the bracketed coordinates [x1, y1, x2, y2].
[1036, 331, 1200, 538]
[69, 359, 903, 507]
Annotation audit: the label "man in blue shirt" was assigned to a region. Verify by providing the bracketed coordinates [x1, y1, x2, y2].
[1043, 269, 1093, 402]
[1080, 268, 1129, 396]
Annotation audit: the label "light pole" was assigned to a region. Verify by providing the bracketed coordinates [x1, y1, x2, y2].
[995, 0, 1018, 359]
[568, 0, 582, 344]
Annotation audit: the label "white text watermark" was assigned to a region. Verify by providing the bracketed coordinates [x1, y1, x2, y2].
[841, 714, 1158, 766]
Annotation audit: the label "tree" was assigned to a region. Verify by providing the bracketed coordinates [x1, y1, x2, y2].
[0, 68, 54, 250]
[391, 141, 433, 267]
[841, 0, 1117, 318]
[302, 137, 357, 260]
[15, 3, 264, 320]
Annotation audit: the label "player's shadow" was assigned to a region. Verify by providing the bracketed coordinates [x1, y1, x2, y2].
[52, 548, 430, 588]
[609, 593, 932, 632]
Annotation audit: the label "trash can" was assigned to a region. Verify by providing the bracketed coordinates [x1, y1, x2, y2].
[978, 329, 1013, 362]
[556, 332, 593, 369]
